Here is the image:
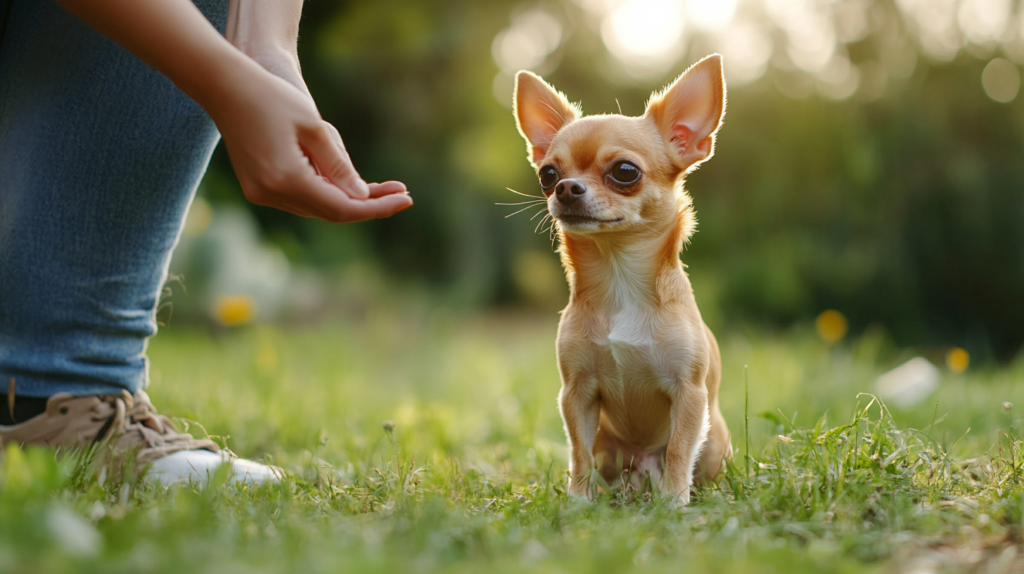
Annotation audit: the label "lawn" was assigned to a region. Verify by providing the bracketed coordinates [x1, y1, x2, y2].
[1, 300, 1022, 573]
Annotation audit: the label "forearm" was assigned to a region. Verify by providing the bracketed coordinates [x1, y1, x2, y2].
[226, 0, 308, 96]
[227, 0, 302, 60]
[56, 0, 259, 114]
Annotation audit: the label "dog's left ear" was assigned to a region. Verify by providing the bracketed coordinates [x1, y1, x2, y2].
[645, 54, 726, 171]
[514, 71, 580, 167]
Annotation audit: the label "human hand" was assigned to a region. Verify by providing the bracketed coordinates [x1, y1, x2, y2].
[244, 54, 415, 219]
[221, 1, 411, 222]
[204, 59, 412, 223]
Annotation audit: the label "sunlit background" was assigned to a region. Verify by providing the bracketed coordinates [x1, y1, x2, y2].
[172, 0, 1024, 368]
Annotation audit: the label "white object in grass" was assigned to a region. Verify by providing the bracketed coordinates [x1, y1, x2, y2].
[874, 357, 940, 408]
[146, 450, 282, 485]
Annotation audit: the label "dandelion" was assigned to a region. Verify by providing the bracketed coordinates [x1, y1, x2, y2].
[816, 310, 848, 344]
[946, 347, 970, 373]
[214, 294, 256, 326]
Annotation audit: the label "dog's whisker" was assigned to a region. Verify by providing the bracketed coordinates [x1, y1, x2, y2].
[504, 204, 543, 218]
[505, 187, 544, 199]
[533, 215, 548, 233]
[495, 200, 546, 206]
[529, 207, 550, 221]
[535, 214, 552, 234]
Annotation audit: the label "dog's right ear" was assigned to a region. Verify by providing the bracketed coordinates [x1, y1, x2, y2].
[514, 71, 579, 167]
[644, 54, 726, 172]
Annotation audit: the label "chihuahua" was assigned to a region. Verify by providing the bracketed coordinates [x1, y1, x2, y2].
[513, 55, 731, 505]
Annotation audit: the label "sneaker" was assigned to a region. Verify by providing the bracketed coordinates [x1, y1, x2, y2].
[0, 391, 281, 485]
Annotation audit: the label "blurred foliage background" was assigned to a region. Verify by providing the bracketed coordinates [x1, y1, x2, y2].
[172, 0, 1024, 362]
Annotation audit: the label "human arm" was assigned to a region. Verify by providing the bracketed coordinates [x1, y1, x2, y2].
[226, 0, 308, 95]
[55, 0, 412, 222]
[224, 0, 410, 206]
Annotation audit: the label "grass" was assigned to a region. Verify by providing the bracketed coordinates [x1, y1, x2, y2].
[1, 301, 1022, 573]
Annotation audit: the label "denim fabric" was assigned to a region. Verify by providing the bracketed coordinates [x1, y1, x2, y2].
[0, 0, 228, 397]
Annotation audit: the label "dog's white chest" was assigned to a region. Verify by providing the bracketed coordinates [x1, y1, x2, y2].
[582, 307, 674, 446]
[601, 307, 672, 389]
[607, 307, 652, 348]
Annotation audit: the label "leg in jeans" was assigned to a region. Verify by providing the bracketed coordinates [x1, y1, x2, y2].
[0, 0, 227, 398]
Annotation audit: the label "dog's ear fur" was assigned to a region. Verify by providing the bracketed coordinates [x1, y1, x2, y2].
[645, 54, 726, 172]
[514, 71, 580, 167]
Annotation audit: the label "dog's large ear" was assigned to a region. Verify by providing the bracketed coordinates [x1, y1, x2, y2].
[514, 71, 580, 166]
[644, 54, 726, 171]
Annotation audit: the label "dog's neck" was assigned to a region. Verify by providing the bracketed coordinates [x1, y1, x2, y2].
[559, 197, 694, 310]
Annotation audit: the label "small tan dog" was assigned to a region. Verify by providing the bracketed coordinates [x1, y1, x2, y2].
[513, 55, 731, 505]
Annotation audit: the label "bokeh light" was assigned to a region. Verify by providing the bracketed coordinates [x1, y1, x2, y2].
[686, 0, 737, 30]
[500, 0, 1024, 100]
[957, 0, 1011, 45]
[715, 22, 773, 85]
[817, 55, 860, 100]
[491, 9, 563, 106]
[898, 0, 963, 61]
[815, 310, 849, 344]
[600, 0, 686, 75]
[784, 10, 837, 73]
[981, 58, 1021, 102]
[946, 347, 970, 373]
[492, 9, 563, 73]
[833, 0, 870, 44]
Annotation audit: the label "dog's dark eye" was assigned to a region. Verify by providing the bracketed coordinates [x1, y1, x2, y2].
[538, 165, 560, 191]
[609, 160, 641, 185]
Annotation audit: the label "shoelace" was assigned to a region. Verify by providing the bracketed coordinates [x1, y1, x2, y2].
[92, 391, 198, 449]
[91, 391, 129, 444]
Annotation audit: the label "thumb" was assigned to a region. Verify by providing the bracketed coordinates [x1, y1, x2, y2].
[302, 122, 370, 199]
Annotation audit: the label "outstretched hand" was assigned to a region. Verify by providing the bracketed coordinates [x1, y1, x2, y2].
[207, 62, 412, 223]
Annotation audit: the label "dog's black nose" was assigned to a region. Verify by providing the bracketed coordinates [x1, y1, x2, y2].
[555, 179, 586, 205]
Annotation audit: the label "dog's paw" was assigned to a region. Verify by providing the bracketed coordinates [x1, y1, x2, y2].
[567, 491, 591, 504]
[567, 480, 592, 501]
[663, 488, 691, 509]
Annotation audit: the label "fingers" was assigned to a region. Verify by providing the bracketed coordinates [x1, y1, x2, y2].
[287, 173, 412, 223]
[301, 122, 370, 200]
[235, 139, 411, 223]
[368, 181, 408, 198]
[331, 191, 413, 223]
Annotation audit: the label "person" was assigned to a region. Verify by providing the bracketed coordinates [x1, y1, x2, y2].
[0, 0, 412, 482]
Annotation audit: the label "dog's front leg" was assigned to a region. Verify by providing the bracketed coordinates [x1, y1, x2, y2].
[662, 375, 710, 506]
[559, 382, 600, 499]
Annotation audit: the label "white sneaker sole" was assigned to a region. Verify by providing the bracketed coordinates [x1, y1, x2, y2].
[146, 450, 282, 485]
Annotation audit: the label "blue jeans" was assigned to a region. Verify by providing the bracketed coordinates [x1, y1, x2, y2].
[0, 0, 228, 397]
